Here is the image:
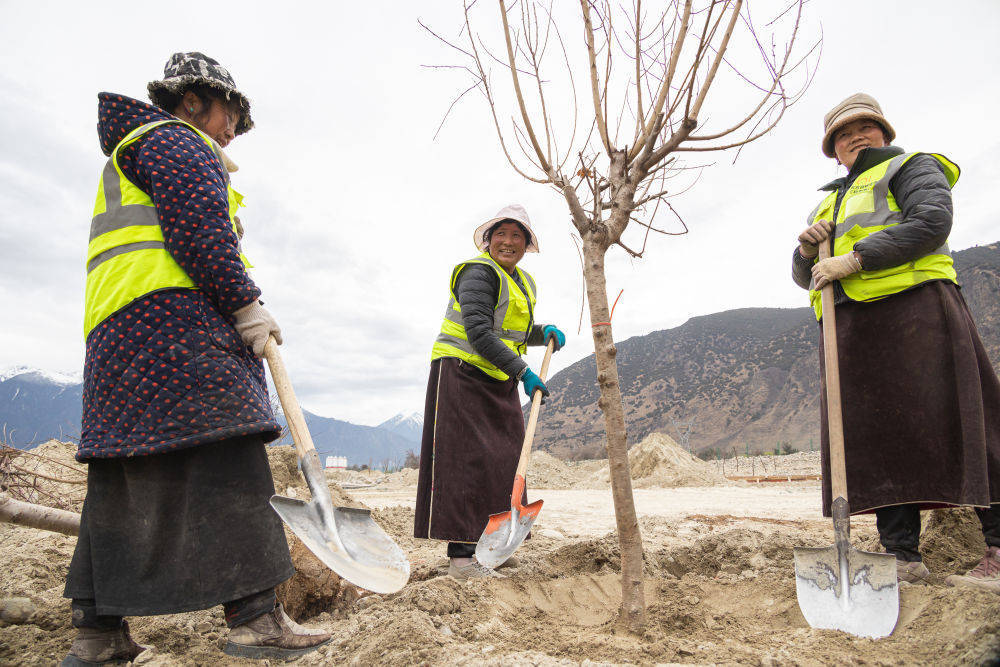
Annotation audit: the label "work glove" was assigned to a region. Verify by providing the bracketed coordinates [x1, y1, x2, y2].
[542, 324, 566, 351]
[520, 368, 549, 404]
[232, 301, 282, 357]
[811, 252, 862, 290]
[797, 219, 834, 258]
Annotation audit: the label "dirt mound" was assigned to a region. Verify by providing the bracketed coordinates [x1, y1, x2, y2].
[921, 507, 989, 575]
[267, 445, 358, 507]
[526, 450, 576, 488]
[580, 432, 732, 489]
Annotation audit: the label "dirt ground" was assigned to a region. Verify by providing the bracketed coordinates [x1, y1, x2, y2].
[2, 440, 999, 665]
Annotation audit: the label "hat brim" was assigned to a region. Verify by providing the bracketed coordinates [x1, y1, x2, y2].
[148, 76, 254, 135]
[822, 110, 895, 158]
[473, 216, 540, 253]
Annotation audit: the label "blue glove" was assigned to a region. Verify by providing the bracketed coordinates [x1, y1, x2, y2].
[521, 369, 549, 403]
[542, 325, 566, 351]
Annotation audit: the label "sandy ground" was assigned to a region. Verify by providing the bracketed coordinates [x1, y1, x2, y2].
[2, 440, 999, 665]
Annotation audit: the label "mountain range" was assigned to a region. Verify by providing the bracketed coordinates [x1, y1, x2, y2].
[5, 242, 998, 464]
[0, 367, 423, 468]
[531, 242, 1000, 459]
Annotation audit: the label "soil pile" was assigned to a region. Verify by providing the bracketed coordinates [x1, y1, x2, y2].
[582, 432, 733, 489]
[3, 442, 999, 665]
[526, 451, 576, 488]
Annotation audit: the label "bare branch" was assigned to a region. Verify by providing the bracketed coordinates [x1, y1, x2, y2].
[580, 0, 612, 153]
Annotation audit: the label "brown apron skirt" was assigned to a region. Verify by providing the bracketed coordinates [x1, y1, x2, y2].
[413, 357, 528, 544]
[819, 281, 1000, 515]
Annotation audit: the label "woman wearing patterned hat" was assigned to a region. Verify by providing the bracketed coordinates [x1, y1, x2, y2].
[413, 205, 566, 579]
[62, 52, 331, 664]
[792, 93, 1000, 592]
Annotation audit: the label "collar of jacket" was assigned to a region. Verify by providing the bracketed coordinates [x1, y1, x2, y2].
[817, 145, 906, 192]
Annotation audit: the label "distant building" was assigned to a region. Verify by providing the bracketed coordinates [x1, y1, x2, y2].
[325, 455, 347, 469]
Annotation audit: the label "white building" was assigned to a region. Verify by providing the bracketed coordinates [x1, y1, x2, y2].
[324, 455, 347, 469]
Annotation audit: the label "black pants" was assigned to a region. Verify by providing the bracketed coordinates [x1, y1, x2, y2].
[71, 588, 276, 630]
[447, 542, 476, 558]
[875, 504, 1000, 562]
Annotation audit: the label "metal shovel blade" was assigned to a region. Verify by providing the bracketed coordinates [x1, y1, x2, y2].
[271, 495, 410, 595]
[793, 543, 899, 638]
[475, 475, 542, 568]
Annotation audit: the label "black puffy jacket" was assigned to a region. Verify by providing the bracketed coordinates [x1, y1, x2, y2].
[791, 145, 956, 302]
[454, 263, 548, 380]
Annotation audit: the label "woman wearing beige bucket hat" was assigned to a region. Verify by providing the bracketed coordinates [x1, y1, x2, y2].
[792, 93, 1000, 592]
[413, 204, 566, 578]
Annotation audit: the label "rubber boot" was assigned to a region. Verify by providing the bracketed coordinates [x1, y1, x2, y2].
[60, 620, 147, 666]
[223, 602, 332, 660]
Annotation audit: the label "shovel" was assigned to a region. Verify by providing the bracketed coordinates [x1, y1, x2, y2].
[793, 243, 899, 638]
[264, 338, 410, 594]
[476, 338, 555, 568]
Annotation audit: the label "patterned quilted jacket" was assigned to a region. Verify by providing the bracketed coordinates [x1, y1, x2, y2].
[78, 93, 280, 461]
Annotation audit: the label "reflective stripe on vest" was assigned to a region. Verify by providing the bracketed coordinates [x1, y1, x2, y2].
[84, 119, 251, 337]
[806, 151, 960, 320]
[430, 252, 537, 380]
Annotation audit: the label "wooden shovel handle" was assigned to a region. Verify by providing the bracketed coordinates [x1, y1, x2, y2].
[818, 243, 849, 501]
[513, 338, 556, 480]
[263, 337, 318, 462]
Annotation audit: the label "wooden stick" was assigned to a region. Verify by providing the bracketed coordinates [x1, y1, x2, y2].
[514, 338, 555, 480]
[0, 493, 80, 536]
[818, 242, 848, 501]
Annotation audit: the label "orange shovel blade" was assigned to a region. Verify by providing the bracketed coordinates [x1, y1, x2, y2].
[476, 475, 542, 568]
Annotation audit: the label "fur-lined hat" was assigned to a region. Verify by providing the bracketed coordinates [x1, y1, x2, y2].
[147, 52, 253, 135]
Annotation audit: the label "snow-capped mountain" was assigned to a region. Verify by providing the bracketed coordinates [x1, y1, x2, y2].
[376, 411, 424, 443]
[0, 367, 83, 447]
[0, 365, 82, 386]
[0, 366, 418, 466]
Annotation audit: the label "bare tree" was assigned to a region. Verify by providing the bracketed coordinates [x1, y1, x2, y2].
[425, 0, 817, 630]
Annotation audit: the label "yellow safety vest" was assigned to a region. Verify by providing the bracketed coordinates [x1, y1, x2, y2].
[430, 252, 537, 380]
[84, 119, 251, 338]
[806, 151, 960, 320]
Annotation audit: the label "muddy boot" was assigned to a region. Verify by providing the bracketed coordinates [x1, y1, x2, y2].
[944, 546, 1000, 593]
[896, 559, 931, 585]
[60, 620, 147, 666]
[224, 602, 332, 660]
[448, 558, 505, 580]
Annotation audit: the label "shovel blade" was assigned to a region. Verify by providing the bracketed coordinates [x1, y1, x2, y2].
[794, 544, 899, 638]
[475, 498, 543, 568]
[271, 495, 410, 594]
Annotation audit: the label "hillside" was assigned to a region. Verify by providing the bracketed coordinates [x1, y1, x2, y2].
[534, 242, 1000, 459]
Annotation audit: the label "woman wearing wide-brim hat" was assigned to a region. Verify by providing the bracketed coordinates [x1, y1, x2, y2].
[62, 52, 331, 664]
[792, 92, 1000, 592]
[413, 205, 566, 579]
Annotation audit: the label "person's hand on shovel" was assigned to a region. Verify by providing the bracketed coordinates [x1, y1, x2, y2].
[797, 219, 834, 259]
[520, 368, 549, 404]
[233, 300, 283, 357]
[812, 251, 862, 289]
[542, 325, 566, 351]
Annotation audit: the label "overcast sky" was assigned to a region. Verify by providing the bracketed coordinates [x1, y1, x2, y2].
[1, 1, 998, 426]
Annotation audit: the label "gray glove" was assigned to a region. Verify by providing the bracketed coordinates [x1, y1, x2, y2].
[232, 301, 282, 357]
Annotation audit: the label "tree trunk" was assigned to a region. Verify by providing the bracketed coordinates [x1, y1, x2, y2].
[581, 240, 646, 630]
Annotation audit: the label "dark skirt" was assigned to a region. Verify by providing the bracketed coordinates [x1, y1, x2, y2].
[413, 358, 528, 544]
[819, 281, 1000, 516]
[64, 434, 294, 616]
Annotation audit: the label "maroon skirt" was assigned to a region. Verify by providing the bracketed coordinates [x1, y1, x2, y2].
[413, 358, 528, 544]
[819, 281, 1000, 515]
